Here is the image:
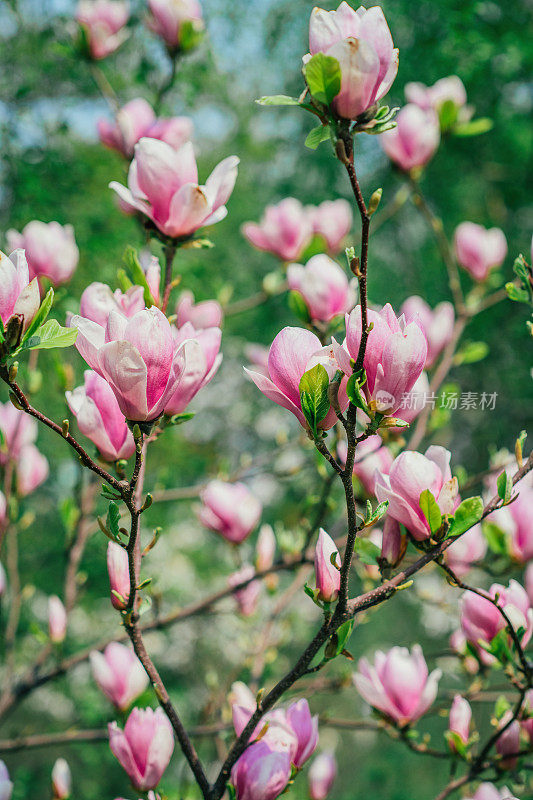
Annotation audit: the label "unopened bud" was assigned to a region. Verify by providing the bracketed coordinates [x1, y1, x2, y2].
[5, 315, 23, 350]
[8, 362, 18, 382]
[368, 188, 382, 216]
[8, 391, 23, 411]
[61, 419, 69, 438]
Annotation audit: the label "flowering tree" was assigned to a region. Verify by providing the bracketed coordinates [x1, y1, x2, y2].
[0, 1, 531, 799]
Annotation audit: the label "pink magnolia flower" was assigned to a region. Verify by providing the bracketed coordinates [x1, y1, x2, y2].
[242, 198, 313, 262]
[147, 0, 204, 50]
[448, 694, 472, 751]
[48, 596, 67, 643]
[232, 704, 298, 761]
[52, 758, 71, 799]
[71, 307, 197, 422]
[526, 563, 533, 607]
[401, 295, 455, 368]
[337, 434, 393, 495]
[405, 76, 473, 123]
[504, 486, 533, 562]
[287, 255, 356, 323]
[380, 517, 403, 567]
[76, 0, 130, 59]
[230, 740, 291, 800]
[315, 528, 341, 603]
[198, 480, 262, 544]
[7, 221, 79, 286]
[460, 579, 533, 650]
[163, 321, 222, 415]
[465, 785, 517, 800]
[66, 371, 135, 462]
[0, 762, 13, 800]
[285, 698, 319, 768]
[17, 445, 49, 496]
[0, 250, 40, 334]
[454, 222, 508, 281]
[245, 327, 348, 430]
[107, 542, 130, 609]
[256, 524, 276, 572]
[496, 713, 521, 769]
[78, 282, 145, 328]
[109, 707, 174, 791]
[244, 343, 270, 376]
[445, 524, 487, 577]
[139, 252, 162, 305]
[110, 139, 239, 239]
[175, 290, 223, 330]
[394, 370, 430, 425]
[307, 3, 398, 120]
[309, 752, 336, 800]
[229, 681, 256, 712]
[0, 401, 38, 461]
[307, 199, 352, 253]
[98, 97, 193, 158]
[90, 642, 148, 711]
[380, 104, 440, 171]
[334, 303, 427, 416]
[229, 566, 261, 616]
[375, 446, 458, 541]
[354, 645, 441, 726]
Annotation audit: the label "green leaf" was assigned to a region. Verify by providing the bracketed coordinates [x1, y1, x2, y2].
[346, 372, 370, 414]
[106, 502, 121, 541]
[20, 287, 54, 343]
[179, 19, 204, 51]
[506, 282, 530, 303]
[168, 412, 195, 425]
[494, 694, 512, 720]
[365, 120, 397, 135]
[303, 53, 341, 106]
[454, 341, 489, 365]
[256, 95, 301, 106]
[353, 537, 381, 566]
[453, 117, 493, 137]
[447, 496, 484, 538]
[288, 291, 311, 322]
[419, 490, 443, 534]
[15, 319, 78, 354]
[299, 364, 331, 437]
[335, 619, 354, 655]
[438, 99, 459, 132]
[444, 730, 468, 759]
[305, 124, 331, 150]
[496, 470, 513, 504]
[123, 246, 156, 306]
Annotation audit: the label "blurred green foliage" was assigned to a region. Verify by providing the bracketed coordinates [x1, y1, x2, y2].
[0, 0, 531, 797]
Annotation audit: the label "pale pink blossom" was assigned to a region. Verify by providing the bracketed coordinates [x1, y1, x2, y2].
[307, 3, 398, 120]
[242, 198, 313, 262]
[448, 694, 472, 750]
[405, 76, 472, 122]
[108, 707, 174, 791]
[175, 290, 223, 330]
[48, 595, 67, 643]
[309, 752, 336, 800]
[454, 222, 508, 281]
[0, 250, 40, 334]
[334, 303, 427, 415]
[394, 370, 430, 425]
[78, 282, 145, 328]
[52, 758, 71, 799]
[307, 199, 352, 253]
[66, 371, 135, 462]
[76, 0, 130, 59]
[245, 327, 348, 430]
[460, 579, 533, 650]
[495, 712, 521, 769]
[354, 645, 441, 725]
[381, 104, 440, 171]
[71, 307, 198, 422]
[0, 401, 38, 461]
[198, 480, 262, 544]
[90, 642, 148, 711]
[445, 524, 487, 577]
[107, 542, 130, 610]
[286, 698, 319, 767]
[380, 516, 402, 566]
[230, 741, 291, 800]
[228, 566, 261, 617]
[465, 784, 517, 800]
[287, 255, 356, 323]
[98, 97, 193, 158]
[375, 446, 458, 541]
[163, 321, 222, 415]
[526, 564, 533, 607]
[110, 139, 238, 239]
[0, 762, 13, 800]
[244, 343, 269, 376]
[7, 221, 79, 286]
[315, 528, 340, 603]
[16, 445, 49, 496]
[338, 434, 393, 495]
[147, 0, 204, 50]
[401, 295, 455, 368]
